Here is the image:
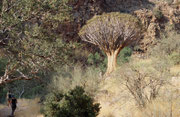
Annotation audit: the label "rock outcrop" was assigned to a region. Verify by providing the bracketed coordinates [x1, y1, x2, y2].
[135, 2, 180, 51]
[59, 0, 180, 52]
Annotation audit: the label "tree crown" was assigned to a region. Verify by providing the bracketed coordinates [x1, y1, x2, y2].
[79, 12, 142, 54]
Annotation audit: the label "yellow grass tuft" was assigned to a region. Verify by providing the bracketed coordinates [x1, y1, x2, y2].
[171, 65, 180, 75]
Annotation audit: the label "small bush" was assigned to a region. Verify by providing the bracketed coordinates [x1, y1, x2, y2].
[150, 31, 180, 65]
[118, 47, 132, 65]
[117, 57, 171, 108]
[43, 86, 100, 117]
[153, 8, 163, 20]
[87, 52, 107, 72]
[134, 94, 180, 117]
[170, 52, 180, 65]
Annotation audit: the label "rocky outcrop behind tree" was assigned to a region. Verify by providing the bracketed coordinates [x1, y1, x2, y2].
[135, 1, 180, 51]
[60, 0, 150, 42]
[59, 0, 180, 52]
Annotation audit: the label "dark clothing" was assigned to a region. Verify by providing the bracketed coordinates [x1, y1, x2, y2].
[11, 105, 16, 116]
[8, 93, 12, 98]
[11, 98, 17, 116]
[11, 98, 17, 106]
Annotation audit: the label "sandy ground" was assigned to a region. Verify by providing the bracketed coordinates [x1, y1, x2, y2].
[0, 99, 44, 117]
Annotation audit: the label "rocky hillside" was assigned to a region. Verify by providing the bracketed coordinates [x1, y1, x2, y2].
[135, 0, 180, 51]
[61, 0, 180, 52]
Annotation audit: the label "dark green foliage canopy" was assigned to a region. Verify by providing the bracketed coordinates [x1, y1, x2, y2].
[43, 86, 101, 117]
[0, 0, 73, 85]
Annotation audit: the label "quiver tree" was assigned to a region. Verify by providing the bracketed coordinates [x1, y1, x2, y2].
[79, 12, 142, 74]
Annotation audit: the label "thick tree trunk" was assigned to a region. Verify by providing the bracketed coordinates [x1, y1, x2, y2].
[106, 49, 120, 75]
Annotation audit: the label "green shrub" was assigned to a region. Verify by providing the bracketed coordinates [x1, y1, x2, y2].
[117, 47, 132, 65]
[43, 86, 100, 117]
[87, 52, 103, 66]
[87, 52, 107, 72]
[153, 8, 163, 20]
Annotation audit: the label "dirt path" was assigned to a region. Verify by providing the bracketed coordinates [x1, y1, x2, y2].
[0, 99, 44, 117]
[0, 106, 11, 117]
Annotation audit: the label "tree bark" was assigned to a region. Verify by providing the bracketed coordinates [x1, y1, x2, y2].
[106, 49, 120, 75]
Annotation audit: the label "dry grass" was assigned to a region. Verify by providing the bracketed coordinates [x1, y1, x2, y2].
[96, 76, 136, 117]
[52, 65, 100, 97]
[171, 65, 180, 75]
[96, 74, 180, 117]
[96, 55, 180, 117]
[0, 98, 43, 117]
[134, 97, 180, 117]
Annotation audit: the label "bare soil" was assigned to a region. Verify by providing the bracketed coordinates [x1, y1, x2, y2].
[0, 99, 43, 117]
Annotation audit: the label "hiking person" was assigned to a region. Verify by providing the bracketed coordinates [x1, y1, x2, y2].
[6, 90, 12, 107]
[10, 95, 17, 116]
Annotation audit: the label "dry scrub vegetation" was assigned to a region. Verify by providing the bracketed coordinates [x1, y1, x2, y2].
[0, 32, 179, 117]
[50, 65, 101, 97]
[96, 58, 180, 117]
[43, 31, 180, 117]
[96, 32, 180, 117]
